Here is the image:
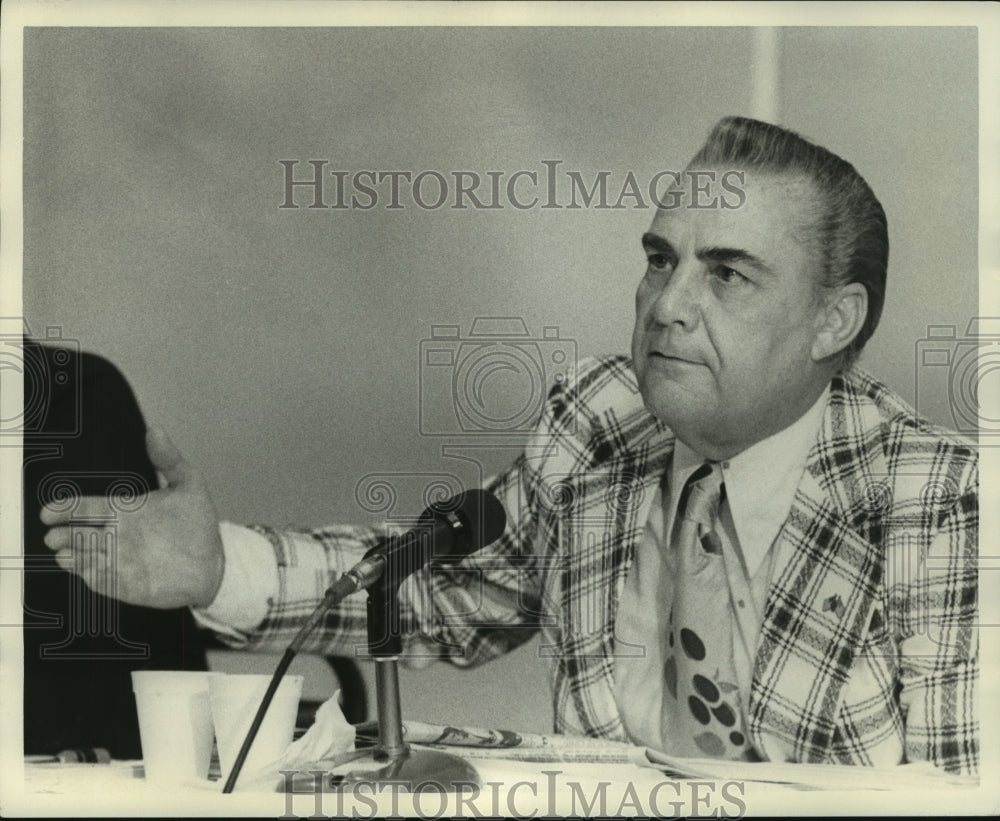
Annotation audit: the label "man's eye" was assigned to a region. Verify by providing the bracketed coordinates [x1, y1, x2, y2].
[646, 253, 672, 271]
[714, 265, 749, 284]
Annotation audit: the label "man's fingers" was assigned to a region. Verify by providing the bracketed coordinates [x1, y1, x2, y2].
[64, 544, 114, 597]
[39, 502, 72, 526]
[145, 425, 195, 490]
[43, 526, 75, 552]
[45, 525, 112, 553]
[40, 495, 123, 525]
[52, 548, 74, 573]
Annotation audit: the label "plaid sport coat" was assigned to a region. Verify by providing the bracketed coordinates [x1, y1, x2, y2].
[230, 356, 979, 775]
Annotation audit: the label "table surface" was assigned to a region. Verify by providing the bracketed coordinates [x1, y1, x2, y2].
[11, 751, 990, 819]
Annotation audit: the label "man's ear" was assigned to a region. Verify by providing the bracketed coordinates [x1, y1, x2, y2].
[811, 282, 868, 361]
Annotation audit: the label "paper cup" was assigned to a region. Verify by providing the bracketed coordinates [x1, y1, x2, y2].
[208, 672, 303, 788]
[131, 670, 213, 784]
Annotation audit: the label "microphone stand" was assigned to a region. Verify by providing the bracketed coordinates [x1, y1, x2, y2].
[223, 494, 503, 793]
[329, 563, 481, 791]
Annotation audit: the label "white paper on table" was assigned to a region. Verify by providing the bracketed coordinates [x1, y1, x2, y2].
[392, 720, 978, 792]
[225, 690, 357, 791]
[642, 750, 979, 791]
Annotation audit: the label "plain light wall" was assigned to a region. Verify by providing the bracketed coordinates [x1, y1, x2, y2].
[779, 27, 979, 420]
[22, 27, 978, 731]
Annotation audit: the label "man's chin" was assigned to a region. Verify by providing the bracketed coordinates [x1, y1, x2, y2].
[638, 361, 704, 403]
[640, 386, 705, 431]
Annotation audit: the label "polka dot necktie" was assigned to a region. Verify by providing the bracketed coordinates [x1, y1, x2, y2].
[660, 462, 758, 760]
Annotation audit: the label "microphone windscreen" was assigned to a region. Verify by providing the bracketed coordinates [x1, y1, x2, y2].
[456, 489, 507, 550]
[425, 489, 507, 557]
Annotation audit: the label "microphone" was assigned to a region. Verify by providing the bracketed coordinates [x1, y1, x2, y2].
[351, 488, 507, 591]
[287, 489, 506, 653]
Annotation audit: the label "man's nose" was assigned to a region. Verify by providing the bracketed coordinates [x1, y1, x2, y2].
[648, 263, 700, 327]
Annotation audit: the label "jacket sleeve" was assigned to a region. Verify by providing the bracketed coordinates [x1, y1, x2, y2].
[203, 443, 559, 668]
[896, 454, 979, 776]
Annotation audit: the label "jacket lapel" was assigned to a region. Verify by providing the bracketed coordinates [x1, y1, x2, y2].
[553, 389, 675, 737]
[747, 372, 888, 762]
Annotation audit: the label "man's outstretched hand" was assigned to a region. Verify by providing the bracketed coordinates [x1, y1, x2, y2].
[41, 426, 226, 610]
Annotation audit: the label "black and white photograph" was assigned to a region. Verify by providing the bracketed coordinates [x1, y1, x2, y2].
[1, 2, 997, 816]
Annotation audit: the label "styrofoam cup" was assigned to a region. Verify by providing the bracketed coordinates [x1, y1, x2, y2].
[208, 672, 303, 788]
[131, 670, 213, 784]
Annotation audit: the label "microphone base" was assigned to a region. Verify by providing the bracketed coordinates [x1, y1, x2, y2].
[323, 748, 482, 792]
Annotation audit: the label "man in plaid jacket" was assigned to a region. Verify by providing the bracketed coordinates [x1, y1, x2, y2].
[43, 118, 979, 775]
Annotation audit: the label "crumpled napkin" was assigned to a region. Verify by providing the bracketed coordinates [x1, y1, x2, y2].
[228, 689, 357, 791]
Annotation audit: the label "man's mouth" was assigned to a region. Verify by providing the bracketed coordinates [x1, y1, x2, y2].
[650, 350, 698, 366]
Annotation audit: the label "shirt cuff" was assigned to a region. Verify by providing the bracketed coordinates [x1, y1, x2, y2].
[190, 521, 278, 637]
